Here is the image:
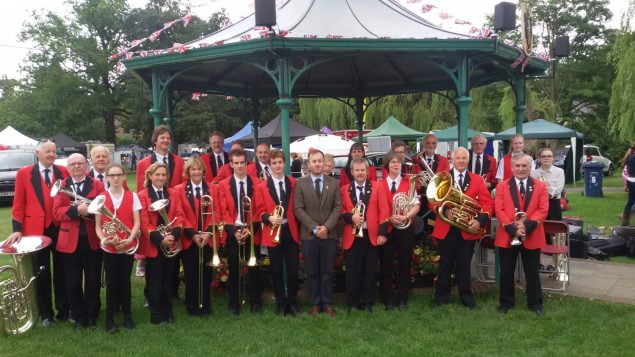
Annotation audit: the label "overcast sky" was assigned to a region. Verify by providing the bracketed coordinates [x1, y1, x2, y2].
[0, 0, 630, 79]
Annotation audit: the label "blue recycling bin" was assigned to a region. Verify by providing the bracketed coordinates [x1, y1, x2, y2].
[583, 162, 604, 197]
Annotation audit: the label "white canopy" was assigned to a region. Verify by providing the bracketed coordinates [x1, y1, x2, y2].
[0, 126, 38, 147]
[290, 134, 354, 157]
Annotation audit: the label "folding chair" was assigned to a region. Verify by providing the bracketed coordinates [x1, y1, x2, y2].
[539, 220, 570, 292]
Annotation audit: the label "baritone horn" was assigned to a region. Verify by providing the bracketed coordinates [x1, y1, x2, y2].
[426, 172, 486, 235]
[88, 195, 139, 255]
[352, 202, 366, 238]
[269, 205, 284, 244]
[0, 235, 51, 335]
[148, 198, 181, 258]
[392, 175, 418, 230]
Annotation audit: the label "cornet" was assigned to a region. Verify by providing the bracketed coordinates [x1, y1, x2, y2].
[50, 179, 92, 206]
[148, 198, 181, 258]
[511, 211, 527, 246]
[269, 205, 284, 244]
[88, 195, 139, 255]
[352, 202, 366, 238]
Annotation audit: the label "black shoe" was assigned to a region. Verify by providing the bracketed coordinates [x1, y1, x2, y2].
[361, 306, 373, 313]
[497, 306, 511, 314]
[41, 318, 54, 327]
[286, 305, 299, 317]
[462, 300, 478, 310]
[250, 303, 262, 314]
[276, 304, 286, 316]
[347, 306, 354, 314]
[229, 306, 240, 316]
[384, 302, 395, 311]
[533, 308, 544, 316]
[106, 320, 118, 333]
[398, 301, 408, 310]
[56, 313, 71, 322]
[123, 315, 135, 329]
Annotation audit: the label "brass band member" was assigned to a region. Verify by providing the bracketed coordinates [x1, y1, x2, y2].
[94, 163, 141, 332]
[531, 148, 565, 220]
[52, 153, 105, 329]
[379, 151, 420, 310]
[8, 140, 69, 326]
[339, 142, 378, 187]
[294, 149, 342, 317]
[200, 131, 229, 183]
[218, 149, 263, 315]
[247, 143, 272, 182]
[135, 125, 185, 191]
[382, 140, 410, 178]
[340, 157, 389, 313]
[495, 154, 549, 316]
[89, 146, 130, 190]
[175, 157, 220, 316]
[496, 134, 533, 183]
[468, 134, 497, 190]
[255, 149, 301, 316]
[430, 147, 494, 308]
[413, 134, 451, 174]
[138, 162, 184, 324]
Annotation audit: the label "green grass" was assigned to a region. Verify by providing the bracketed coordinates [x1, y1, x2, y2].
[565, 192, 627, 228]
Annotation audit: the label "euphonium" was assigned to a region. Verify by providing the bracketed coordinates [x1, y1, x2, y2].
[50, 179, 92, 206]
[392, 175, 418, 230]
[241, 196, 258, 267]
[88, 195, 139, 255]
[0, 235, 51, 335]
[551, 232, 569, 282]
[148, 198, 181, 258]
[511, 211, 527, 246]
[269, 205, 284, 244]
[352, 202, 366, 238]
[412, 153, 436, 188]
[426, 171, 486, 235]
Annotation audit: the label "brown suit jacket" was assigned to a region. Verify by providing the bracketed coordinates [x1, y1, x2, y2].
[293, 174, 342, 240]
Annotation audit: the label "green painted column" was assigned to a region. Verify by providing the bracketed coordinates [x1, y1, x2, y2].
[455, 96, 472, 148]
[164, 90, 175, 152]
[355, 97, 364, 142]
[276, 98, 294, 175]
[150, 71, 163, 127]
[514, 74, 526, 134]
[250, 97, 260, 149]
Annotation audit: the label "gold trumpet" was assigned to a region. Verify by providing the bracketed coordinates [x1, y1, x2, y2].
[0, 235, 51, 335]
[88, 195, 139, 255]
[352, 202, 366, 238]
[50, 179, 92, 206]
[392, 175, 418, 230]
[426, 172, 486, 235]
[269, 205, 284, 244]
[511, 211, 527, 246]
[148, 198, 181, 258]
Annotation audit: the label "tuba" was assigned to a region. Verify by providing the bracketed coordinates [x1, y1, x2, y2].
[392, 175, 418, 230]
[352, 202, 366, 238]
[426, 172, 486, 235]
[269, 205, 284, 244]
[50, 179, 92, 206]
[0, 235, 51, 335]
[88, 195, 139, 255]
[148, 198, 181, 258]
[511, 211, 527, 246]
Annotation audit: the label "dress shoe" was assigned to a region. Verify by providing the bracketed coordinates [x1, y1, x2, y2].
[41, 318, 54, 327]
[533, 308, 544, 316]
[286, 304, 299, 317]
[56, 313, 71, 322]
[123, 315, 135, 329]
[462, 300, 478, 310]
[324, 307, 336, 317]
[229, 306, 240, 316]
[308, 306, 320, 317]
[497, 306, 511, 314]
[251, 304, 262, 314]
[105, 320, 118, 333]
[276, 304, 286, 316]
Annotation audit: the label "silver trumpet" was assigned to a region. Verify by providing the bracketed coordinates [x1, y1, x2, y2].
[511, 211, 527, 246]
[0, 235, 51, 335]
[88, 195, 139, 255]
[148, 198, 181, 258]
[50, 179, 92, 206]
[352, 202, 366, 238]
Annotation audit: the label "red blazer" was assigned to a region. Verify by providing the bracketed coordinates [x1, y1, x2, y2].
[246, 161, 271, 183]
[467, 150, 497, 190]
[213, 160, 256, 184]
[174, 181, 224, 250]
[380, 174, 417, 233]
[218, 175, 261, 245]
[340, 181, 389, 249]
[255, 176, 300, 247]
[339, 165, 378, 187]
[412, 154, 450, 175]
[429, 171, 494, 241]
[494, 177, 549, 249]
[138, 187, 185, 258]
[11, 164, 69, 235]
[200, 151, 229, 183]
[135, 153, 185, 191]
[53, 177, 105, 253]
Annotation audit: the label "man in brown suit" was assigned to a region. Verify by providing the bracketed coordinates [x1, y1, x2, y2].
[294, 150, 342, 317]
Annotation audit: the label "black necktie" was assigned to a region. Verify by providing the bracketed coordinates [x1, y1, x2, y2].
[520, 181, 526, 199]
[74, 181, 84, 193]
[475, 155, 482, 174]
[278, 181, 287, 206]
[195, 186, 201, 200]
[162, 157, 168, 165]
[458, 173, 464, 190]
[217, 155, 222, 171]
[97, 173, 104, 182]
[357, 186, 365, 203]
[239, 181, 245, 223]
[391, 181, 397, 194]
[157, 190, 164, 200]
[314, 178, 321, 198]
[44, 168, 52, 188]
[427, 157, 432, 167]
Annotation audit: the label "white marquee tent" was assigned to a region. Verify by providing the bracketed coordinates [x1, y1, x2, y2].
[0, 126, 38, 148]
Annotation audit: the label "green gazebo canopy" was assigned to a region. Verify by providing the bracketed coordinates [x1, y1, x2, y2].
[493, 119, 583, 140]
[434, 125, 492, 142]
[362, 116, 424, 141]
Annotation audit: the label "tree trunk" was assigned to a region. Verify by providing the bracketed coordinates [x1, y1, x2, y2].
[104, 111, 116, 145]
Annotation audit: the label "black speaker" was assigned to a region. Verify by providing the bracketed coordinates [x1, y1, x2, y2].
[255, 0, 277, 28]
[554, 36, 570, 57]
[494, 2, 516, 32]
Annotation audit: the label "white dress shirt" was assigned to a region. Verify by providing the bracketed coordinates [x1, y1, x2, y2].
[531, 165, 564, 198]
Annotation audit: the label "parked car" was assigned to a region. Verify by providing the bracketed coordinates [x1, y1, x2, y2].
[0, 150, 37, 202]
[581, 145, 614, 176]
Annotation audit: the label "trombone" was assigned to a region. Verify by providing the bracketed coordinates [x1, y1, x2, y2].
[352, 202, 366, 238]
[269, 205, 284, 244]
[197, 194, 216, 309]
[148, 199, 181, 258]
[239, 196, 258, 305]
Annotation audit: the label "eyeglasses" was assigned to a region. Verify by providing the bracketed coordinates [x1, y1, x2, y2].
[540, 155, 554, 158]
[68, 162, 86, 167]
[106, 173, 125, 178]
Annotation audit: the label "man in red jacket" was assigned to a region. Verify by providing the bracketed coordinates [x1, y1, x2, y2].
[430, 147, 494, 308]
[52, 153, 105, 328]
[496, 134, 533, 183]
[468, 134, 497, 190]
[413, 134, 451, 175]
[135, 125, 185, 191]
[495, 154, 549, 316]
[8, 140, 69, 326]
[200, 131, 229, 183]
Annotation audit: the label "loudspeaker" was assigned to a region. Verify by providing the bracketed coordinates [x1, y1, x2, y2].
[554, 36, 570, 57]
[494, 2, 516, 32]
[255, 0, 277, 28]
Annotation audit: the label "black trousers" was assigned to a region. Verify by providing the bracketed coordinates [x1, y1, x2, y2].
[182, 245, 213, 315]
[499, 246, 543, 310]
[33, 224, 69, 320]
[268, 225, 299, 307]
[170, 250, 184, 298]
[103, 253, 134, 318]
[434, 228, 476, 304]
[302, 238, 337, 308]
[379, 226, 415, 304]
[146, 253, 176, 323]
[344, 230, 378, 308]
[61, 235, 102, 324]
[625, 181, 635, 214]
[227, 234, 262, 308]
[547, 198, 563, 221]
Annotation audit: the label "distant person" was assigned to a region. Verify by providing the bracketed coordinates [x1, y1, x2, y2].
[323, 154, 336, 177]
[291, 153, 303, 178]
[131, 152, 137, 170]
[496, 134, 533, 183]
[621, 147, 635, 226]
[200, 131, 229, 182]
[89, 146, 129, 190]
[531, 148, 565, 220]
[339, 142, 378, 187]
